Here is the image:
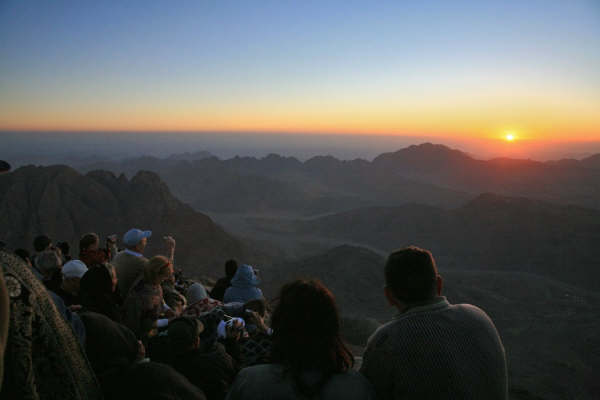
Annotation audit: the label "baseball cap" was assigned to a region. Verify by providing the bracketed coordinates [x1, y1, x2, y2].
[62, 260, 88, 279]
[123, 229, 152, 247]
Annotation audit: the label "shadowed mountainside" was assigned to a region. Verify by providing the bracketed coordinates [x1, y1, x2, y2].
[283, 193, 600, 291]
[0, 165, 266, 273]
[79, 143, 600, 216]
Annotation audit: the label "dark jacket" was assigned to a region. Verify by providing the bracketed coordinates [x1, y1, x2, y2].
[171, 343, 237, 400]
[225, 364, 376, 400]
[210, 277, 231, 302]
[122, 278, 163, 341]
[80, 266, 122, 323]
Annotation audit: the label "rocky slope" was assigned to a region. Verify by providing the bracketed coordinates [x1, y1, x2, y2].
[0, 165, 265, 274]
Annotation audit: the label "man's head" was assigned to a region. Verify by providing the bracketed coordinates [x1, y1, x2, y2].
[168, 317, 205, 354]
[384, 246, 443, 311]
[144, 255, 173, 285]
[33, 235, 52, 253]
[225, 259, 238, 278]
[79, 233, 100, 253]
[123, 229, 151, 253]
[37, 250, 63, 280]
[14, 248, 32, 266]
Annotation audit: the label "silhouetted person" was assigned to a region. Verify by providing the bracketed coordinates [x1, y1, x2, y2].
[210, 259, 238, 301]
[80, 265, 122, 323]
[107, 361, 206, 400]
[56, 241, 72, 262]
[360, 246, 508, 400]
[223, 264, 263, 304]
[32, 234, 52, 278]
[226, 279, 376, 400]
[37, 249, 64, 293]
[79, 232, 113, 267]
[112, 229, 152, 299]
[55, 259, 88, 306]
[122, 255, 173, 343]
[168, 316, 238, 400]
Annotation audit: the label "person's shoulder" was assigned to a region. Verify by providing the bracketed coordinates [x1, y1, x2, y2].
[325, 370, 376, 399]
[236, 364, 283, 384]
[450, 303, 496, 325]
[365, 318, 399, 350]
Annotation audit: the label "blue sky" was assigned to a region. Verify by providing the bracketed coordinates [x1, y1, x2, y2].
[1, 0, 599, 139]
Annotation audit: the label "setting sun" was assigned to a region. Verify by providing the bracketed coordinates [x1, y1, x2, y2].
[505, 133, 516, 142]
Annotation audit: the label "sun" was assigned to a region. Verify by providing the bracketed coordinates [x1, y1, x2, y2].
[504, 132, 516, 142]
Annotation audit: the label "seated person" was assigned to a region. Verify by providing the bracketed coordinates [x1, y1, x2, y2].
[36, 249, 63, 293]
[80, 264, 122, 322]
[360, 246, 508, 399]
[168, 316, 238, 400]
[210, 259, 238, 301]
[79, 311, 145, 398]
[223, 264, 263, 304]
[107, 361, 206, 400]
[122, 255, 174, 343]
[239, 299, 272, 368]
[226, 279, 376, 400]
[55, 259, 87, 306]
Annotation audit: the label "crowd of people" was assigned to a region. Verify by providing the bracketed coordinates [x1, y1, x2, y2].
[0, 228, 508, 400]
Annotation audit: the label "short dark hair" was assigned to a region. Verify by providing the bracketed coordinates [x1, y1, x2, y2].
[225, 259, 238, 278]
[33, 235, 51, 252]
[56, 241, 70, 256]
[168, 317, 204, 355]
[79, 233, 99, 253]
[14, 248, 31, 262]
[385, 246, 439, 303]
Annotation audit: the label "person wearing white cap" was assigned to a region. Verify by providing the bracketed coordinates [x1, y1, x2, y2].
[55, 260, 88, 307]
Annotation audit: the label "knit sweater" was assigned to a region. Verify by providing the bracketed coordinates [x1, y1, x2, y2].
[360, 297, 507, 400]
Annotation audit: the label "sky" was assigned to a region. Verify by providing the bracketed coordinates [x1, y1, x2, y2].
[1, 0, 599, 143]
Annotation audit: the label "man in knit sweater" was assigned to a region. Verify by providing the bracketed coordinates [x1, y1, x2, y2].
[361, 246, 507, 400]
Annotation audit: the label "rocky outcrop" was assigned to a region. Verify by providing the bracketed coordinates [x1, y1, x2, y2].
[0, 165, 264, 274]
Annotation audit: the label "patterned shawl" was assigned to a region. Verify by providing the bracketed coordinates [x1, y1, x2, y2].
[0, 251, 101, 400]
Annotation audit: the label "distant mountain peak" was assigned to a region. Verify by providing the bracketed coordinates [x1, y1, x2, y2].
[372, 142, 474, 171]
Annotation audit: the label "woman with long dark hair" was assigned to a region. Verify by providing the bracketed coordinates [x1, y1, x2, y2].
[226, 279, 375, 400]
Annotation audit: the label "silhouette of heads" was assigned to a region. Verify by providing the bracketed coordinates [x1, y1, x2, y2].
[80, 233, 100, 253]
[385, 246, 439, 303]
[271, 279, 353, 377]
[225, 259, 238, 278]
[33, 234, 52, 253]
[145, 255, 173, 285]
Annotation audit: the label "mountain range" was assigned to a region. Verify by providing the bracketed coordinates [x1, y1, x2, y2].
[0, 165, 264, 273]
[242, 193, 600, 291]
[78, 143, 600, 216]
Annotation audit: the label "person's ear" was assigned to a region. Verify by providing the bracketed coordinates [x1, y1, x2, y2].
[384, 286, 399, 307]
[436, 275, 443, 296]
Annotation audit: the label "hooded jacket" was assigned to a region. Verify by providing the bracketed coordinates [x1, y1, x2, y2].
[223, 265, 263, 304]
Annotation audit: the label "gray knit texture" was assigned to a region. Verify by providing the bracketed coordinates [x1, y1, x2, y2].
[361, 297, 507, 400]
